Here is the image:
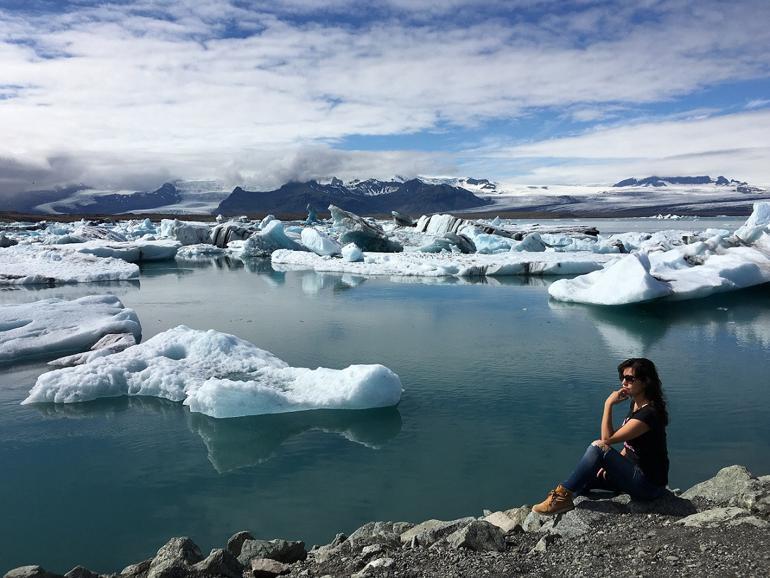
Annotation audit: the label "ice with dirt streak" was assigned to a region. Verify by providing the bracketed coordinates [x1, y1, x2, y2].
[23, 326, 403, 418]
[0, 295, 141, 364]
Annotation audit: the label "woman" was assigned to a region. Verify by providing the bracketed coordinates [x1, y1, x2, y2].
[532, 358, 669, 515]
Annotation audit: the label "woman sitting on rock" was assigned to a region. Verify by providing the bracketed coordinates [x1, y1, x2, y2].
[533, 357, 669, 515]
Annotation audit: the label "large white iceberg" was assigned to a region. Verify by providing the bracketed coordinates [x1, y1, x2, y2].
[0, 245, 139, 285]
[68, 239, 181, 262]
[272, 249, 614, 278]
[23, 326, 403, 418]
[0, 295, 141, 364]
[548, 203, 770, 305]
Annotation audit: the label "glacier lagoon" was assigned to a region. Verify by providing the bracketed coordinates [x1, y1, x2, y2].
[1, 218, 769, 572]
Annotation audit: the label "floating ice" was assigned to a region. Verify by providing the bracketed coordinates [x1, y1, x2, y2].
[301, 227, 341, 256]
[342, 243, 364, 262]
[272, 249, 612, 278]
[176, 244, 226, 259]
[548, 203, 770, 305]
[0, 295, 141, 364]
[69, 239, 180, 262]
[159, 219, 212, 245]
[0, 245, 139, 285]
[23, 326, 403, 418]
[548, 253, 673, 305]
[231, 220, 305, 257]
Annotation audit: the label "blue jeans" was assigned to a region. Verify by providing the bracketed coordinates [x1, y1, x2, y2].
[562, 444, 664, 500]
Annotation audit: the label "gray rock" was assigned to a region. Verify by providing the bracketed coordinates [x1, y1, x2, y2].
[192, 548, 243, 578]
[249, 558, 290, 578]
[446, 520, 506, 552]
[682, 465, 770, 513]
[147, 537, 204, 578]
[521, 511, 548, 532]
[399, 517, 475, 547]
[64, 568, 99, 578]
[483, 511, 521, 533]
[610, 491, 697, 516]
[529, 534, 559, 555]
[347, 521, 413, 543]
[353, 557, 394, 577]
[120, 559, 151, 577]
[502, 505, 532, 528]
[360, 544, 383, 559]
[238, 539, 306, 565]
[538, 506, 604, 538]
[330, 205, 403, 253]
[3, 567, 63, 578]
[677, 507, 761, 528]
[226, 530, 254, 556]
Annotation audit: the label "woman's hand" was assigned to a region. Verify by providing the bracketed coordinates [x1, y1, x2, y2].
[605, 388, 629, 406]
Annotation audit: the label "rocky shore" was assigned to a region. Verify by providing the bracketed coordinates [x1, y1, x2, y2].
[5, 465, 769, 578]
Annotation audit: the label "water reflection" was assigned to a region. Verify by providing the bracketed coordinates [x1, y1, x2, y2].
[188, 407, 402, 472]
[0, 280, 140, 304]
[32, 397, 402, 473]
[548, 285, 770, 358]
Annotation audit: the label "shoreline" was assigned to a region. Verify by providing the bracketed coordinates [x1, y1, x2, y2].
[6, 464, 769, 578]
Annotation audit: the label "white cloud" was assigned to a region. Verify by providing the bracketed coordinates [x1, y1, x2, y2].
[481, 109, 770, 185]
[0, 0, 769, 191]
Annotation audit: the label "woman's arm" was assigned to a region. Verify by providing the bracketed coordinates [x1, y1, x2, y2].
[601, 389, 628, 440]
[596, 418, 650, 448]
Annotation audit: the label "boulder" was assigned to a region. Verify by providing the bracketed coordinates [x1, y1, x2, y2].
[120, 560, 151, 577]
[237, 539, 306, 565]
[528, 534, 559, 555]
[502, 505, 532, 528]
[521, 511, 548, 533]
[447, 520, 506, 552]
[538, 507, 599, 538]
[147, 537, 203, 578]
[682, 465, 770, 513]
[248, 558, 290, 578]
[192, 548, 243, 578]
[353, 557, 394, 578]
[329, 205, 403, 253]
[483, 511, 521, 533]
[676, 507, 768, 528]
[609, 491, 697, 516]
[3, 567, 63, 578]
[63, 568, 99, 578]
[226, 530, 254, 556]
[399, 517, 475, 547]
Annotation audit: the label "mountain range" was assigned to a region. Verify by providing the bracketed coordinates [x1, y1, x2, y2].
[0, 175, 766, 217]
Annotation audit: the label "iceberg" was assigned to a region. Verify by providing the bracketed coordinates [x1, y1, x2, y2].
[159, 219, 212, 245]
[23, 326, 403, 418]
[0, 245, 139, 285]
[272, 249, 613, 278]
[548, 202, 770, 305]
[0, 295, 141, 364]
[68, 239, 181, 262]
[301, 227, 342, 256]
[230, 220, 305, 257]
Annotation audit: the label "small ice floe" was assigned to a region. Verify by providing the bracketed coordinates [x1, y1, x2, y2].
[158, 219, 213, 245]
[50, 332, 138, 367]
[0, 295, 141, 364]
[67, 239, 181, 262]
[176, 244, 226, 259]
[548, 202, 770, 305]
[23, 326, 403, 418]
[0, 245, 139, 285]
[272, 249, 613, 278]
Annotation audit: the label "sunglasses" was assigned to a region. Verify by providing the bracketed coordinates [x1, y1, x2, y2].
[621, 375, 639, 383]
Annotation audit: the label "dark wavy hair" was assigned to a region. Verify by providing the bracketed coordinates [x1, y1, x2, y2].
[618, 358, 669, 426]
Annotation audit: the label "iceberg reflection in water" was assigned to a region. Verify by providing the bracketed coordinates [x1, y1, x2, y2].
[34, 397, 402, 473]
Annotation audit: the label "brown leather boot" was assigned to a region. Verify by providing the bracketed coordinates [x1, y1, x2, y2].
[531, 484, 575, 515]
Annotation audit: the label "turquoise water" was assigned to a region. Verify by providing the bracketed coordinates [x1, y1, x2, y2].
[1, 231, 769, 572]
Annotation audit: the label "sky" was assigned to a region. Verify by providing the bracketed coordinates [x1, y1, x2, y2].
[1, 0, 770, 195]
